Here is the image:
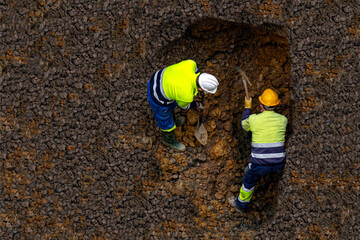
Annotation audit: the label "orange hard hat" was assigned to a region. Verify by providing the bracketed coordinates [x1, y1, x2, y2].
[259, 89, 280, 106]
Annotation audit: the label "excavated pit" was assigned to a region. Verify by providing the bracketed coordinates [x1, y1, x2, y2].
[143, 18, 293, 235]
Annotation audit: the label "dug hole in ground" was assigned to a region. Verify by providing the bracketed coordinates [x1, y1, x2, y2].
[142, 18, 293, 238]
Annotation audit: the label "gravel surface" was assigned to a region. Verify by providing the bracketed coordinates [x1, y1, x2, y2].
[0, 0, 359, 239]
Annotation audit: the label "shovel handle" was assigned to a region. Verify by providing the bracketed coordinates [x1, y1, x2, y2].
[198, 108, 203, 123]
[199, 91, 204, 122]
[200, 91, 205, 105]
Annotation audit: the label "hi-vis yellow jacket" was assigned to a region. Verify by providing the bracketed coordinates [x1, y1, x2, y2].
[241, 109, 288, 165]
[148, 60, 200, 109]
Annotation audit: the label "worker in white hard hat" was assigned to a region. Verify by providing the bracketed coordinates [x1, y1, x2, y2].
[147, 59, 219, 151]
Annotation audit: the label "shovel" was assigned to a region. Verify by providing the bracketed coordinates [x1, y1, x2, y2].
[195, 92, 208, 145]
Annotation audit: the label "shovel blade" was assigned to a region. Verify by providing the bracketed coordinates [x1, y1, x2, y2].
[195, 122, 208, 145]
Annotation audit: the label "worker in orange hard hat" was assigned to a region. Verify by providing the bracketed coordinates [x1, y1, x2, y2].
[229, 88, 288, 212]
[259, 89, 280, 106]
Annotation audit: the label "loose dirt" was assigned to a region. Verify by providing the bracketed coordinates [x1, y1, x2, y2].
[1, 1, 358, 239]
[141, 18, 292, 238]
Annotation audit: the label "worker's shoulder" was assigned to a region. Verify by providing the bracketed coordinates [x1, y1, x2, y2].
[166, 60, 196, 72]
[273, 112, 288, 124]
[274, 111, 287, 119]
[178, 59, 197, 66]
[250, 111, 287, 120]
[182, 59, 196, 63]
[248, 113, 260, 121]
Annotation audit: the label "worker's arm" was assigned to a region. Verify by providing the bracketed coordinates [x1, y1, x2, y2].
[177, 100, 193, 110]
[241, 109, 251, 131]
[182, 59, 199, 74]
[241, 97, 252, 131]
[177, 100, 200, 110]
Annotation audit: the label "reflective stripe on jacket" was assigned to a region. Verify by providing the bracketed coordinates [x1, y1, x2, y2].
[241, 109, 288, 165]
[149, 68, 174, 107]
[148, 60, 200, 109]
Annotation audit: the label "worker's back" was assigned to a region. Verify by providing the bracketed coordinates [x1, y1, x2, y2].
[248, 110, 287, 144]
[244, 110, 287, 165]
[163, 60, 200, 108]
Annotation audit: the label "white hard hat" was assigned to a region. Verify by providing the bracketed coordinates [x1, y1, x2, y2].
[198, 73, 219, 94]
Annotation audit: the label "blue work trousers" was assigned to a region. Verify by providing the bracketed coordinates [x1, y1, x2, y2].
[236, 162, 285, 208]
[147, 81, 178, 131]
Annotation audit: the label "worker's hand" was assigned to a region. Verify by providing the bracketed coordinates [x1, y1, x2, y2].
[197, 101, 205, 110]
[245, 97, 252, 109]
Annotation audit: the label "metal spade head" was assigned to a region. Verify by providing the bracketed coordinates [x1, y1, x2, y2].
[195, 118, 208, 145]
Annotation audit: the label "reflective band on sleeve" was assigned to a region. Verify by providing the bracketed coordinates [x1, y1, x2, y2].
[159, 68, 171, 101]
[153, 71, 164, 104]
[251, 152, 286, 159]
[180, 104, 191, 110]
[251, 142, 284, 148]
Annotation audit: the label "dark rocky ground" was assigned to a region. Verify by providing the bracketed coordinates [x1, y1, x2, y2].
[0, 0, 359, 239]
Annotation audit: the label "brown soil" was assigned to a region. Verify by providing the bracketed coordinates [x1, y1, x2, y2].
[1, 1, 358, 238]
[144, 18, 292, 237]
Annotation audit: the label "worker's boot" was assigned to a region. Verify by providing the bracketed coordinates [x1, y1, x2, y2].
[175, 116, 186, 126]
[228, 196, 248, 213]
[161, 130, 186, 152]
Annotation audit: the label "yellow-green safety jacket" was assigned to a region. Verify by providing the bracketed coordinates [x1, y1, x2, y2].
[241, 109, 288, 165]
[148, 60, 200, 109]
